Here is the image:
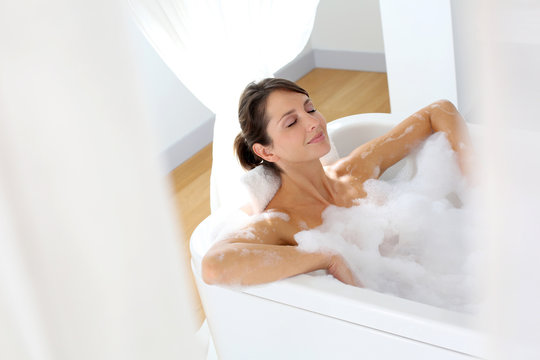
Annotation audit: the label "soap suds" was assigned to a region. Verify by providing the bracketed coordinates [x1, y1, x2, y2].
[295, 133, 481, 313]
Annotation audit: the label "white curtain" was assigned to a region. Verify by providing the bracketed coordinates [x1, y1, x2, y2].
[0, 0, 202, 358]
[128, 0, 320, 211]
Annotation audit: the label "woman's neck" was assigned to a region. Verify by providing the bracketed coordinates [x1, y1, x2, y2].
[278, 160, 338, 206]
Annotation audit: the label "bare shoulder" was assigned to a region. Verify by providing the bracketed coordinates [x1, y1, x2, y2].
[222, 208, 300, 246]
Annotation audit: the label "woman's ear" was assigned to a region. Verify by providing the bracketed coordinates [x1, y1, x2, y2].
[252, 143, 279, 163]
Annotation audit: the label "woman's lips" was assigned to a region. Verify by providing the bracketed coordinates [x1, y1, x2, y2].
[308, 131, 325, 144]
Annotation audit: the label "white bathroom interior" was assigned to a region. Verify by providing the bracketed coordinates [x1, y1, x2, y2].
[1, 0, 539, 359]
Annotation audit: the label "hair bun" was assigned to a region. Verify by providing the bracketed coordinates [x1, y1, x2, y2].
[234, 132, 261, 170]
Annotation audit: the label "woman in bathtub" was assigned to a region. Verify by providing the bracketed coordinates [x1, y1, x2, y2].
[202, 78, 473, 287]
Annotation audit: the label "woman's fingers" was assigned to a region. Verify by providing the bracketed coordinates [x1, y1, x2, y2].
[327, 254, 362, 287]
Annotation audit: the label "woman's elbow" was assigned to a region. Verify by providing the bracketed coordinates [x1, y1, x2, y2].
[201, 253, 223, 285]
[432, 99, 458, 113]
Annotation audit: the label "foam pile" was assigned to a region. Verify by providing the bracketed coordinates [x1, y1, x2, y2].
[295, 133, 481, 313]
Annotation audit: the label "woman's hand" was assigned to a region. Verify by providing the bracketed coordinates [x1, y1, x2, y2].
[327, 253, 363, 287]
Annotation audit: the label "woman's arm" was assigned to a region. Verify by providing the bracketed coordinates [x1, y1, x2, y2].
[333, 99, 473, 180]
[201, 216, 358, 286]
[429, 100, 474, 177]
[203, 242, 331, 285]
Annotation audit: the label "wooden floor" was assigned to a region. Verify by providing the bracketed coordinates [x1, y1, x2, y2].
[297, 68, 391, 121]
[168, 68, 390, 326]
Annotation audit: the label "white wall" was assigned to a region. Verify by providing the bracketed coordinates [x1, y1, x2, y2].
[276, 0, 386, 79]
[450, 0, 478, 121]
[311, 0, 385, 53]
[128, 19, 215, 172]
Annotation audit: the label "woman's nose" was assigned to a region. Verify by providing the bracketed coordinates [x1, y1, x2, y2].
[304, 114, 318, 131]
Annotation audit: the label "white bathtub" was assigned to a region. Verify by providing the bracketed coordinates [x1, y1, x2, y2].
[190, 113, 486, 360]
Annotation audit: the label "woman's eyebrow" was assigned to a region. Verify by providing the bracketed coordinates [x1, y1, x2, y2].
[280, 109, 296, 122]
[279, 98, 312, 122]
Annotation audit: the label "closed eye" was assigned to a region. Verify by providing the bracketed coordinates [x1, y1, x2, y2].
[286, 119, 297, 127]
[307, 109, 316, 113]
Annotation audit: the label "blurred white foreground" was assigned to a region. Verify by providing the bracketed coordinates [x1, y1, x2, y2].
[0, 0, 202, 359]
[471, 1, 540, 359]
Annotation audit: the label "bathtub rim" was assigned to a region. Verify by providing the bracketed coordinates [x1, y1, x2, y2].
[240, 273, 484, 358]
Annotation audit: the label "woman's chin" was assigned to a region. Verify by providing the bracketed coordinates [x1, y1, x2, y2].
[320, 140, 332, 156]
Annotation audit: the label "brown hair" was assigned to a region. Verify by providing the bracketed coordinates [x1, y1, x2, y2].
[234, 78, 309, 174]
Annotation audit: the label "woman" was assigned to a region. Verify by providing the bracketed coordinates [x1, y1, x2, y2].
[202, 78, 472, 287]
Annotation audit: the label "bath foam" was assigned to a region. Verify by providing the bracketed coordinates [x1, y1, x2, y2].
[295, 133, 481, 313]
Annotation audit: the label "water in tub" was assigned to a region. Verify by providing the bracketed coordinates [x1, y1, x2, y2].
[213, 133, 481, 313]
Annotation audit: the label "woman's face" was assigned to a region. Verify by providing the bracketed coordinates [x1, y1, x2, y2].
[256, 89, 330, 166]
